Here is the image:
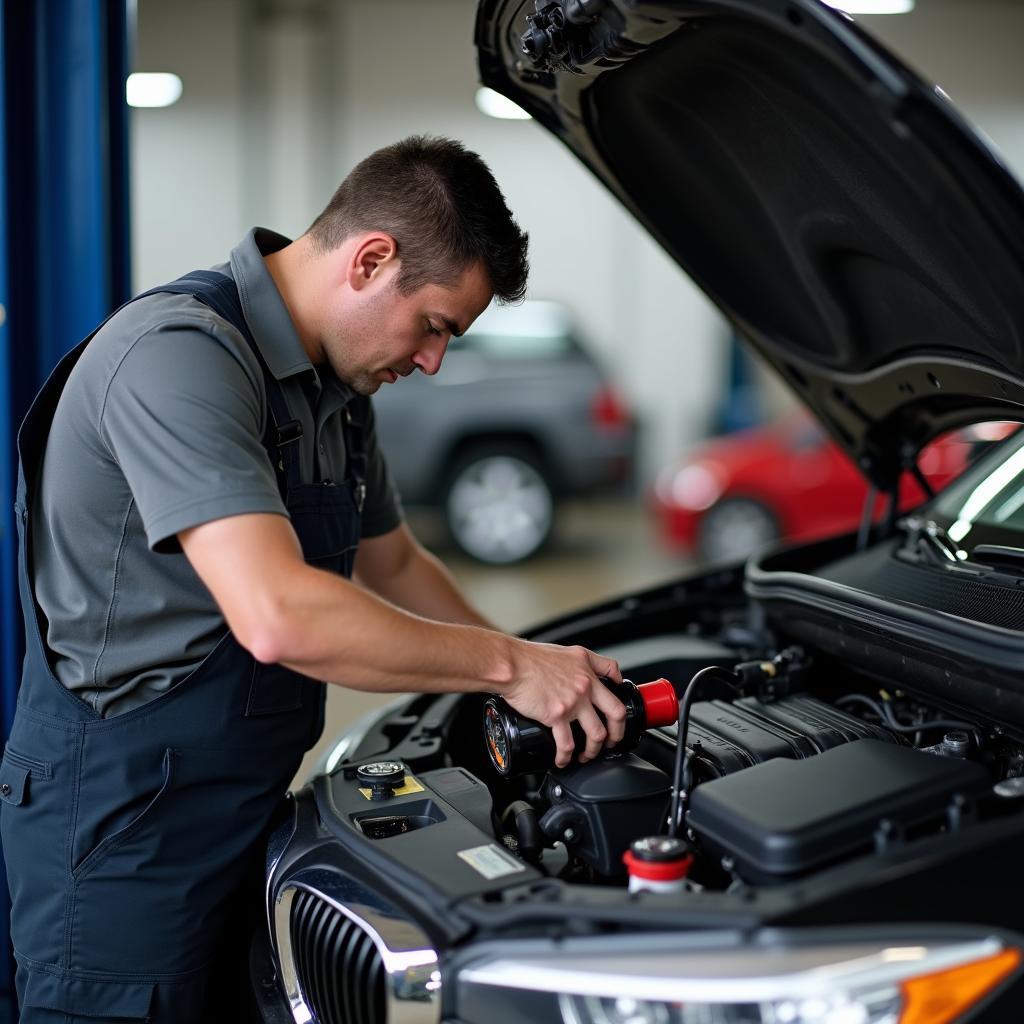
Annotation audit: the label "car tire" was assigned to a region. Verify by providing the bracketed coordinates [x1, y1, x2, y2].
[442, 445, 555, 564]
[696, 497, 779, 564]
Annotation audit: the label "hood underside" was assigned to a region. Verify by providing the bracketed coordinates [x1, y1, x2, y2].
[476, 0, 1024, 489]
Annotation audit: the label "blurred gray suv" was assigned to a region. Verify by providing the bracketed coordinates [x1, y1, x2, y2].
[372, 300, 634, 564]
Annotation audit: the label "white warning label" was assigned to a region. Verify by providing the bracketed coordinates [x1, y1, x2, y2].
[457, 843, 527, 880]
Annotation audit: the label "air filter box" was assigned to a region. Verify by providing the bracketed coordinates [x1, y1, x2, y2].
[687, 739, 990, 882]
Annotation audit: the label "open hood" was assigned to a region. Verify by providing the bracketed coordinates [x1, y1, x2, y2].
[476, 0, 1024, 490]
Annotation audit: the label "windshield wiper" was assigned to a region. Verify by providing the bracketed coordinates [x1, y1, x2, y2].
[968, 544, 1024, 573]
[900, 516, 965, 564]
[899, 518, 1024, 578]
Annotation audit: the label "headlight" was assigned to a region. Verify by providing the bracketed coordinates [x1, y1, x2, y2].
[457, 932, 1021, 1024]
[560, 990, 899, 1024]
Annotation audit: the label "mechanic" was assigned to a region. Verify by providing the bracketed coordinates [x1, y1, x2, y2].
[2, 136, 626, 1022]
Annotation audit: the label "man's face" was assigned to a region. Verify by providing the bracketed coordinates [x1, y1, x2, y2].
[326, 259, 493, 395]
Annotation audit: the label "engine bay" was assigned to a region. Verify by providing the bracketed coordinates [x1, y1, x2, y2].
[473, 655, 1017, 891]
[299, 525, 1024, 926]
[323, 629, 1024, 904]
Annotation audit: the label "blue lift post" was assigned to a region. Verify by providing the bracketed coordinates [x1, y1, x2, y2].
[1, 0, 131, 1013]
[0, 4, 13, 744]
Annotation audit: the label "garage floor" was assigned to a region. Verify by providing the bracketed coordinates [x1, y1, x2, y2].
[292, 498, 689, 786]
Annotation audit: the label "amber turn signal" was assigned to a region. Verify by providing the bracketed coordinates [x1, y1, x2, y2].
[899, 947, 1021, 1024]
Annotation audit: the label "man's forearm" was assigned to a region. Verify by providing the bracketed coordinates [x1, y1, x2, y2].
[264, 564, 627, 765]
[269, 567, 511, 692]
[361, 540, 496, 629]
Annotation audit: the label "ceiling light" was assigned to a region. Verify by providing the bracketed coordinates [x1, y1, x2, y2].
[475, 87, 531, 121]
[821, 0, 914, 12]
[126, 73, 183, 108]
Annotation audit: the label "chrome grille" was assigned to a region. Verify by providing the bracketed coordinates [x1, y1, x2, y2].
[273, 873, 440, 1024]
[290, 888, 386, 1024]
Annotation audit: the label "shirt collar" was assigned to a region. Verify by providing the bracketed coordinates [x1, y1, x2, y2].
[228, 227, 314, 381]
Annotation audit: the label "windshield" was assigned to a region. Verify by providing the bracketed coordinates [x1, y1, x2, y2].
[930, 426, 1024, 549]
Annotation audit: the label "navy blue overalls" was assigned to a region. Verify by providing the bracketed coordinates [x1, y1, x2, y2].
[2, 271, 366, 1021]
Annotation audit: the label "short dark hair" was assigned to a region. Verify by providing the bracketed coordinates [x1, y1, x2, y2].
[307, 136, 529, 304]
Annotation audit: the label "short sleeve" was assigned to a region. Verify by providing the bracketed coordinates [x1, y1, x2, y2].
[99, 323, 288, 551]
[359, 398, 404, 539]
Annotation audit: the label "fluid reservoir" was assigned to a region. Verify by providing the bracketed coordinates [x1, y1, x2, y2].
[623, 835, 693, 894]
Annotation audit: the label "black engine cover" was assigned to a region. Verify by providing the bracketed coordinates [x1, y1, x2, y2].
[688, 739, 991, 882]
[654, 693, 896, 780]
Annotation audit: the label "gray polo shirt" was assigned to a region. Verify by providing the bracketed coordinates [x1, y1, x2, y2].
[31, 227, 403, 718]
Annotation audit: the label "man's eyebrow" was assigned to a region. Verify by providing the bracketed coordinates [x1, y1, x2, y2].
[435, 314, 464, 338]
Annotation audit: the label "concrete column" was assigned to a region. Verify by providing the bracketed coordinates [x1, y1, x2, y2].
[242, 0, 338, 236]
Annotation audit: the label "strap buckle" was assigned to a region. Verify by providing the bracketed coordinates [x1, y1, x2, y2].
[275, 419, 303, 447]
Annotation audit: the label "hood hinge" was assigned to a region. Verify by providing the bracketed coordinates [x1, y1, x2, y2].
[521, 0, 605, 70]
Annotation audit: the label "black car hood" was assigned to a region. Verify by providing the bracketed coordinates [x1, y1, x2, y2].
[475, 0, 1024, 489]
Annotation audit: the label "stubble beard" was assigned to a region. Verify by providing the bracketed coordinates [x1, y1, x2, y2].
[330, 288, 393, 396]
[347, 371, 382, 396]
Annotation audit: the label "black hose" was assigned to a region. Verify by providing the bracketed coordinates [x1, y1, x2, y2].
[500, 800, 544, 863]
[835, 694, 979, 740]
[668, 666, 738, 838]
[835, 693, 890, 720]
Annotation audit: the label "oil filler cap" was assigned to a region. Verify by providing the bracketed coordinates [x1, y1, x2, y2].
[356, 761, 406, 801]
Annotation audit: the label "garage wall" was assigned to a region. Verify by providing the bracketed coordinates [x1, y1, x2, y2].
[132, 0, 1024, 480]
[132, 0, 247, 287]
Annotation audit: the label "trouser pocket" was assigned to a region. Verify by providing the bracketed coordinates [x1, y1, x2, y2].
[15, 961, 211, 1024]
[17, 965, 156, 1022]
[1, 721, 75, 966]
[69, 744, 298, 976]
[72, 747, 176, 881]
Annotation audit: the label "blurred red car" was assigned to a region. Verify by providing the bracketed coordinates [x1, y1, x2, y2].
[652, 414, 1014, 564]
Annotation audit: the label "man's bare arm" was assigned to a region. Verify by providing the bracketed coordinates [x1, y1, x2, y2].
[353, 523, 494, 628]
[179, 513, 625, 764]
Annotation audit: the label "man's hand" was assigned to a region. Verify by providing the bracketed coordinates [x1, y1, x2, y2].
[503, 641, 625, 767]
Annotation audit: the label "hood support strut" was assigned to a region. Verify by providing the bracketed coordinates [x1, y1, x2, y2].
[857, 451, 936, 551]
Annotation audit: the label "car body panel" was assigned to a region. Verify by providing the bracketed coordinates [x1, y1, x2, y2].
[372, 301, 633, 504]
[259, 552, 1024, 1021]
[651, 415, 991, 556]
[374, 347, 629, 502]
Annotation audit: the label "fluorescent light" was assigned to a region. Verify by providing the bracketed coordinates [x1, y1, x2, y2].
[821, 0, 914, 12]
[475, 87, 531, 121]
[126, 73, 183, 108]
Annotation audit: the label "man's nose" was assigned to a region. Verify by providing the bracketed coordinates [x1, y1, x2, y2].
[412, 335, 448, 376]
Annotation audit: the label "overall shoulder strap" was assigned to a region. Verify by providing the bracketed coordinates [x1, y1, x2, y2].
[143, 270, 303, 449]
[145, 269, 251, 338]
[142, 270, 303, 493]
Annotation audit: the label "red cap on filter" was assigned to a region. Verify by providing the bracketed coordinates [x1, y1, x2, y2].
[637, 678, 679, 728]
[623, 836, 693, 882]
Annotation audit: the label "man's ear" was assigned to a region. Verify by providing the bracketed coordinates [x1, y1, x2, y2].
[347, 232, 398, 291]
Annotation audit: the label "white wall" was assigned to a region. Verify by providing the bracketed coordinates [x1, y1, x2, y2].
[132, 0, 1024, 481]
[132, 0, 247, 283]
